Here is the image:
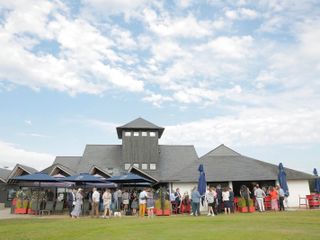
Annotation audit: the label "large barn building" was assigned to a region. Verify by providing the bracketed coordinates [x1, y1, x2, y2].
[0, 118, 314, 207]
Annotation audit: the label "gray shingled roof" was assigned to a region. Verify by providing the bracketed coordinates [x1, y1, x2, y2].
[77, 145, 122, 173]
[0, 168, 11, 183]
[172, 144, 315, 182]
[41, 163, 77, 176]
[158, 145, 199, 181]
[53, 156, 82, 171]
[116, 117, 165, 139]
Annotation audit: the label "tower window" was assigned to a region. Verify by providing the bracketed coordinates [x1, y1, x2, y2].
[125, 132, 131, 137]
[133, 163, 139, 168]
[150, 132, 156, 137]
[133, 132, 139, 136]
[150, 163, 156, 170]
[142, 132, 147, 137]
[141, 164, 148, 170]
[124, 164, 131, 170]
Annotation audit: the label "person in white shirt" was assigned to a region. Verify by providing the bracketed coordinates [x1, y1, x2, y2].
[139, 188, 147, 217]
[254, 185, 266, 212]
[91, 188, 100, 217]
[222, 187, 231, 214]
[205, 187, 216, 216]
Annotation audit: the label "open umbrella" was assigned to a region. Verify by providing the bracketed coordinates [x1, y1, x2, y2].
[61, 173, 107, 184]
[313, 168, 320, 193]
[278, 163, 289, 197]
[12, 172, 58, 214]
[198, 164, 207, 206]
[107, 173, 154, 184]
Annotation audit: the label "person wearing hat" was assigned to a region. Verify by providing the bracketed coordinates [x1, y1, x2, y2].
[71, 188, 83, 218]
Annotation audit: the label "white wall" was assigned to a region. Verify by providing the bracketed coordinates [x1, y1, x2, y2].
[286, 180, 310, 207]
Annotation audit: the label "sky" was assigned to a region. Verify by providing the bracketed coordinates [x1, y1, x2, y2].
[0, 0, 319, 173]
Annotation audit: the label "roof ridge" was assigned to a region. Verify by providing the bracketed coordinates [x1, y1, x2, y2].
[201, 144, 241, 158]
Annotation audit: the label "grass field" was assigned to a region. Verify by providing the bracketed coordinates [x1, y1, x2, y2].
[0, 211, 319, 240]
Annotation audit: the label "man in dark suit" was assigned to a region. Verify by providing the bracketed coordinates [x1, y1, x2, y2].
[67, 188, 76, 217]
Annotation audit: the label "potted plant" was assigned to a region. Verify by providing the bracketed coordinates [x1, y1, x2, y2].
[237, 198, 248, 213]
[248, 199, 255, 212]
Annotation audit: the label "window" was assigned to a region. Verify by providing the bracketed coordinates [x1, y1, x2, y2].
[150, 132, 156, 137]
[150, 163, 156, 170]
[133, 132, 139, 136]
[141, 164, 148, 170]
[142, 132, 147, 137]
[133, 163, 139, 168]
[125, 132, 131, 137]
[124, 164, 131, 170]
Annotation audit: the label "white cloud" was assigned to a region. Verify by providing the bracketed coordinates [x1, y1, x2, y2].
[143, 10, 212, 38]
[0, 1, 144, 95]
[196, 36, 254, 59]
[225, 8, 259, 20]
[24, 120, 32, 126]
[161, 108, 320, 148]
[0, 140, 54, 170]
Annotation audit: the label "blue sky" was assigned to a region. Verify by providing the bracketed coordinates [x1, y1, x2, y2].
[0, 0, 319, 173]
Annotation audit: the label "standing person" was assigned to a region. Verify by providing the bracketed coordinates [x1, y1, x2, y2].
[277, 185, 285, 211]
[229, 187, 235, 213]
[139, 188, 147, 217]
[116, 189, 122, 212]
[174, 188, 182, 214]
[102, 189, 112, 218]
[122, 189, 129, 214]
[191, 186, 201, 216]
[216, 185, 222, 214]
[91, 187, 100, 218]
[205, 187, 215, 216]
[240, 185, 251, 212]
[269, 186, 279, 212]
[131, 192, 138, 216]
[67, 188, 76, 217]
[222, 187, 231, 214]
[146, 188, 155, 218]
[71, 188, 83, 219]
[254, 185, 266, 212]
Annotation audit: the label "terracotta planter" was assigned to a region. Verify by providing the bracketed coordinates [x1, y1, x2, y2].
[155, 208, 171, 216]
[238, 207, 248, 213]
[15, 208, 27, 214]
[249, 206, 255, 212]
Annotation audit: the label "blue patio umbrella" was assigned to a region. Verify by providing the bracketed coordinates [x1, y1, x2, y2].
[198, 164, 207, 206]
[61, 173, 107, 183]
[107, 173, 154, 183]
[278, 163, 289, 197]
[313, 168, 320, 193]
[13, 172, 58, 182]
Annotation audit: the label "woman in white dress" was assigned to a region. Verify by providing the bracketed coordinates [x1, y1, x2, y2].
[71, 188, 83, 218]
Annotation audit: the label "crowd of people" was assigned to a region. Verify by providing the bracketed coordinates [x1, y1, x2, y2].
[67, 187, 156, 219]
[66, 184, 288, 219]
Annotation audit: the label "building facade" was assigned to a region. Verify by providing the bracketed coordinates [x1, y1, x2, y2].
[0, 117, 315, 207]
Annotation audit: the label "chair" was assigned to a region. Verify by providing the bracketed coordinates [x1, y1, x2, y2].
[40, 201, 54, 215]
[306, 195, 320, 209]
[54, 201, 64, 214]
[298, 195, 308, 208]
[31, 200, 41, 215]
[264, 196, 271, 210]
[82, 200, 90, 215]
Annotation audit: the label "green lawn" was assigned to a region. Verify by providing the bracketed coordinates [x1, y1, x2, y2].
[0, 211, 319, 240]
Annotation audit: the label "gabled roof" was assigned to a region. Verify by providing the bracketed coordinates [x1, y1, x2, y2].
[53, 156, 82, 172]
[0, 168, 11, 183]
[89, 165, 112, 178]
[158, 145, 199, 182]
[77, 145, 122, 173]
[172, 145, 314, 182]
[128, 166, 158, 182]
[202, 144, 241, 157]
[116, 117, 165, 139]
[7, 164, 37, 183]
